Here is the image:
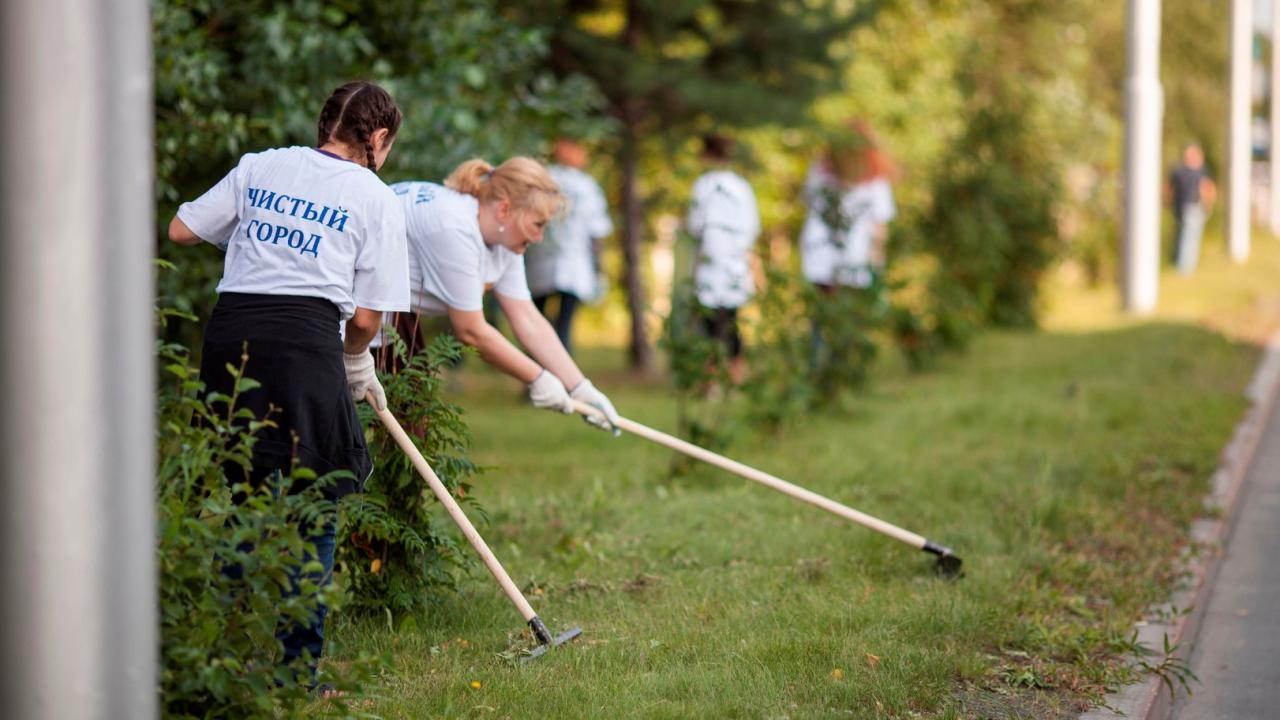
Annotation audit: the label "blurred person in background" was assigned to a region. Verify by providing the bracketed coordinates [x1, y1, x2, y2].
[799, 120, 897, 369]
[686, 133, 760, 384]
[1166, 143, 1216, 276]
[523, 138, 614, 356]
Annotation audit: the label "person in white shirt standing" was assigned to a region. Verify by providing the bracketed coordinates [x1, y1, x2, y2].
[799, 120, 897, 370]
[389, 157, 622, 434]
[799, 122, 896, 291]
[167, 81, 409, 694]
[523, 139, 613, 356]
[686, 134, 760, 384]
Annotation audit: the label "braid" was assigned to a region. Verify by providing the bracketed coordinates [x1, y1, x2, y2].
[315, 103, 337, 146]
[347, 112, 380, 173]
[314, 81, 402, 171]
[316, 84, 359, 146]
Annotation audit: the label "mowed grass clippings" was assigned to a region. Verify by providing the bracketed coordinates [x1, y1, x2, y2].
[329, 234, 1280, 718]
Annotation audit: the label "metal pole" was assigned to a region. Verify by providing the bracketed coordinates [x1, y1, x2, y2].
[1123, 0, 1164, 314]
[0, 0, 156, 718]
[1228, 0, 1253, 262]
[1271, 0, 1280, 235]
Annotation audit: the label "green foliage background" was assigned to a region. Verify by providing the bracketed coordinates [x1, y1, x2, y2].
[155, 0, 1234, 353]
[154, 0, 606, 345]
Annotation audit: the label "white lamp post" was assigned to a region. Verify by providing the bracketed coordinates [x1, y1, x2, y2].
[0, 1, 156, 718]
[1123, 0, 1164, 313]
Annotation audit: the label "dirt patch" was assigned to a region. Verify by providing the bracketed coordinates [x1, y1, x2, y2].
[795, 557, 829, 584]
[623, 573, 663, 594]
[951, 683, 1091, 719]
[562, 577, 612, 596]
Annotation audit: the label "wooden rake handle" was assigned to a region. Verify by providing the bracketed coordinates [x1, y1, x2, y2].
[570, 399, 929, 550]
[368, 394, 539, 624]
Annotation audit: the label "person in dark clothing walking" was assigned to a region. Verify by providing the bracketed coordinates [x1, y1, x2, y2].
[1167, 143, 1217, 275]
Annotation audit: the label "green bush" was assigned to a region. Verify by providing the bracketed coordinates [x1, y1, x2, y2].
[914, 34, 1065, 340]
[738, 268, 891, 432]
[659, 278, 735, 471]
[157, 301, 476, 714]
[338, 332, 482, 618]
[887, 301, 943, 372]
[156, 310, 374, 718]
[740, 269, 815, 433]
[805, 277, 889, 398]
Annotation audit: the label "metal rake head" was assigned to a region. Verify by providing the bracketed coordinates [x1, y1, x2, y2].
[522, 618, 583, 662]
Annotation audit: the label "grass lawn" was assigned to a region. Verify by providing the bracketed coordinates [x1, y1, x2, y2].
[329, 233, 1280, 719]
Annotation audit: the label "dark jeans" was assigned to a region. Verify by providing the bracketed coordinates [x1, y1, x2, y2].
[533, 292, 581, 355]
[279, 521, 336, 674]
[223, 489, 337, 686]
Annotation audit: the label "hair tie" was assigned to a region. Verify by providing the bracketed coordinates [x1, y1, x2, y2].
[483, 169, 495, 180]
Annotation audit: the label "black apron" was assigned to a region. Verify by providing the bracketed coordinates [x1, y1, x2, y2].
[198, 292, 371, 498]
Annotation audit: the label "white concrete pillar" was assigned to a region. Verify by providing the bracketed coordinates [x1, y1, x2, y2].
[0, 0, 156, 718]
[1123, 0, 1163, 313]
[1227, 0, 1254, 262]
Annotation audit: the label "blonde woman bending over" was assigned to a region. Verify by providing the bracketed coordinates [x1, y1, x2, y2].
[387, 157, 621, 433]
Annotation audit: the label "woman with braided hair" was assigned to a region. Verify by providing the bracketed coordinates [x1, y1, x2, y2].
[167, 80, 409, 692]
[384, 157, 623, 434]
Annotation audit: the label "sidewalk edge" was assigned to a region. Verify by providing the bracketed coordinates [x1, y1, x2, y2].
[1079, 329, 1280, 720]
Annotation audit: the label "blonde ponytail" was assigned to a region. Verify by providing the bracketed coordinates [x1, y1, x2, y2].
[445, 156, 564, 218]
[444, 159, 495, 197]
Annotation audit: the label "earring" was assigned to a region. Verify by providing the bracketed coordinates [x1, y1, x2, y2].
[499, 225, 506, 233]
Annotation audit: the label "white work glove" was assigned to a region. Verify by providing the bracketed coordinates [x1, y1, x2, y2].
[570, 379, 621, 436]
[527, 369, 573, 414]
[343, 350, 386, 410]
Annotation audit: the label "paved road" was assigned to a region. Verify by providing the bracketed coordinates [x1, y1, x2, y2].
[1169, 395, 1280, 720]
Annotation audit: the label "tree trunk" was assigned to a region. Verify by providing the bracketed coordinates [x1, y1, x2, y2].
[618, 0, 653, 373]
[618, 118, 653, 373]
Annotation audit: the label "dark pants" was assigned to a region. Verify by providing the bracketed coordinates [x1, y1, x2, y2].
[533, 292, 581, 355]
[700, 306, 743, 359]
[278, 520, 336, 675]
[222, 472, 337, 686]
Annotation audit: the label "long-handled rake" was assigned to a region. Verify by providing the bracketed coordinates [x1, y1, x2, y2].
[571, 400, 963, 578]
[370, 394, 581, 658]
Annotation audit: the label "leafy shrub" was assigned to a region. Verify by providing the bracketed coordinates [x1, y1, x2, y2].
[805, 277, 889, 399]
[659, 278, 734, 470]
[740, 268, 892, 431]
[888, 302, 942, 373]
[156, 310, 374, 718]
[338, 331, 482, 618]
[740, 269, 815, 433]
[661, 279, 729, 398]
[916, 52, 1063, 340]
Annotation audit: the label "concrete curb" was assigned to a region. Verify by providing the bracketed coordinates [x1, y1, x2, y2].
[1080, 329, 1280, 720]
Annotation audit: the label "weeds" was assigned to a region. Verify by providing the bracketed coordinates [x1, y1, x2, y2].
[1136, 633, 1199, 698]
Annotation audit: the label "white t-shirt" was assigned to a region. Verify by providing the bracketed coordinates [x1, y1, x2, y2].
[176, 146, 409, 320]
[524, 165, 613, 300]
[687, 169, 760, 308]
[799, 163, 896, 288]
[391, 181, 532, 316]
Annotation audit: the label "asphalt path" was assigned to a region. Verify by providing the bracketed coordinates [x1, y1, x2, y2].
[1169, 395, 1280, 720]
